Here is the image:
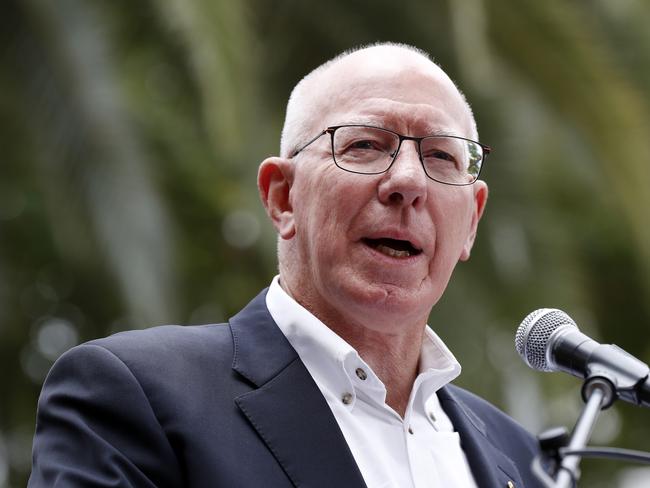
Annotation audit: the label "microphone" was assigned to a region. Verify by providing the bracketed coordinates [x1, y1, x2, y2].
[515, 308, 650, 408]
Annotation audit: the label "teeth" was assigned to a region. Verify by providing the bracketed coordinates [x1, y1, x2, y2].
[376, 244, 411, 258]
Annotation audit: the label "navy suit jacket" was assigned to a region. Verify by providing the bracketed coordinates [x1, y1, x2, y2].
[29, 289, 543, 487]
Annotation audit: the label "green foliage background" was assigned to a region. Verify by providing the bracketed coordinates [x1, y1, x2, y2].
[2, 1, 650, 486]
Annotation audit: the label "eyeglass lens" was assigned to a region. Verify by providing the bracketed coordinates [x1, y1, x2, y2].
[332, 126, 483, 185]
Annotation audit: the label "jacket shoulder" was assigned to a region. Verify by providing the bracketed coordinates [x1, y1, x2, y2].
[86, 323, 233, 362]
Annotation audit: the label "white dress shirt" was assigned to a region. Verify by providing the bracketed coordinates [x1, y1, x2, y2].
[266, 276, 478, 488]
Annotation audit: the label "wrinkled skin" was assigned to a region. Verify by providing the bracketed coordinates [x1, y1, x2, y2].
[258, 47, 488, 412]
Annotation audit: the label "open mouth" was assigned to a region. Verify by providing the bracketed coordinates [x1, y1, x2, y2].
[362, 238, 423, 258]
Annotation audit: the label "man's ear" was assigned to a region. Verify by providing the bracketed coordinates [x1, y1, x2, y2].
[460, 181, 488, 261]
[258, 157, 296, 239]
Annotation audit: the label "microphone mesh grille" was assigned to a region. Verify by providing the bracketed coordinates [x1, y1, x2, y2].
[515, 309, 577, 371]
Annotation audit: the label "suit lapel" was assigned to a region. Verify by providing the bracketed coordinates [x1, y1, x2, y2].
[228, 290, 524, 488]
[230, 290, 367, 488]
[438, 386, 524, 488]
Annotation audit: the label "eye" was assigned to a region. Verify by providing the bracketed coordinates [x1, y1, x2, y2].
[348, 139, 383, 151]
[333, 126, 397, 164]
[420, 137, 462, 166]
[423, 149, 456, 163]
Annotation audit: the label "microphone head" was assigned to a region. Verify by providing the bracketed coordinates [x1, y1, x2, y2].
[515, 308, 578, 371]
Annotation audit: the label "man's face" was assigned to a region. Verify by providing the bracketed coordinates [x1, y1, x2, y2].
[265, 52, 487, 332]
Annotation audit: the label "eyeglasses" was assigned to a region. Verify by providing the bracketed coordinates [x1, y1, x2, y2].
[290, 124, 491, 186]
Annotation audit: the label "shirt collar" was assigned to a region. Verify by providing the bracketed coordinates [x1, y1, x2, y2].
[266, 275, 462, 413]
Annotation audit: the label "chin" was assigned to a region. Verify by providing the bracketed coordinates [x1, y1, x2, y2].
[337, 276, 436, 325]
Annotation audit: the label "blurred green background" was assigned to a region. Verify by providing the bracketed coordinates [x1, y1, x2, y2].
[2, 0, 650, 486]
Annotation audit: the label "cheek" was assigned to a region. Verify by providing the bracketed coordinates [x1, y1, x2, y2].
[430, 193, 475, 252]
[292, 173, 344, 250]
[296, 170, 364, 229]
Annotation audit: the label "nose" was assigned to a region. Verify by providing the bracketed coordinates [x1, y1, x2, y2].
[377, 140, 428, 208]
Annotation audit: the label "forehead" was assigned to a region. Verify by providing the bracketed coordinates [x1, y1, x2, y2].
[310, 50, 472, 137]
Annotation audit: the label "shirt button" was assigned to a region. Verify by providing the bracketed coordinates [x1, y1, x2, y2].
[341, 392, 354, 405]
[408, 427, 414, 435]
[355, 368, 367, 380]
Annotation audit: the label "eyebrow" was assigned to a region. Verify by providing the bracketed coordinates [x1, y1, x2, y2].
[336, 118, 460, 137]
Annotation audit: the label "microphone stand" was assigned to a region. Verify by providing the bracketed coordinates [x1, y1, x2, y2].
[533, 377, 615, 488]
[532, 376, 650, 488]
[554, 380, 611, 488]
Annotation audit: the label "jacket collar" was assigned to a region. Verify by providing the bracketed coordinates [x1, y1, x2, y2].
[230, 289, 368, 488]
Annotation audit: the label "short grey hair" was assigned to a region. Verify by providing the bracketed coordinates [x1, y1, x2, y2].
[279, 42, 478, 158]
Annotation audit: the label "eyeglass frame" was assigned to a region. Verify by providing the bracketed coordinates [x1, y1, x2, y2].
[289, 124, 491, 186]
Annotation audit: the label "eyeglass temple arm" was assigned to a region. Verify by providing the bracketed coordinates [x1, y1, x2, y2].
[289, 130, 329, 158]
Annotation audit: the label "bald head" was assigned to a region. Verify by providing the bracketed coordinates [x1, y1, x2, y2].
[280, 43, 478, 158]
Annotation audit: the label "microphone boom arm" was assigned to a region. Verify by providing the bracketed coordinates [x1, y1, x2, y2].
[551, 380, 611, 488]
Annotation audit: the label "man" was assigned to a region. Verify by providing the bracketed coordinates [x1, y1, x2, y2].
[29, 43, 542, 487]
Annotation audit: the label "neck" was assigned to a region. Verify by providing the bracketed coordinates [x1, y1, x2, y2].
[333, 322, 424, 418]
[279, 272, 427, 417]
